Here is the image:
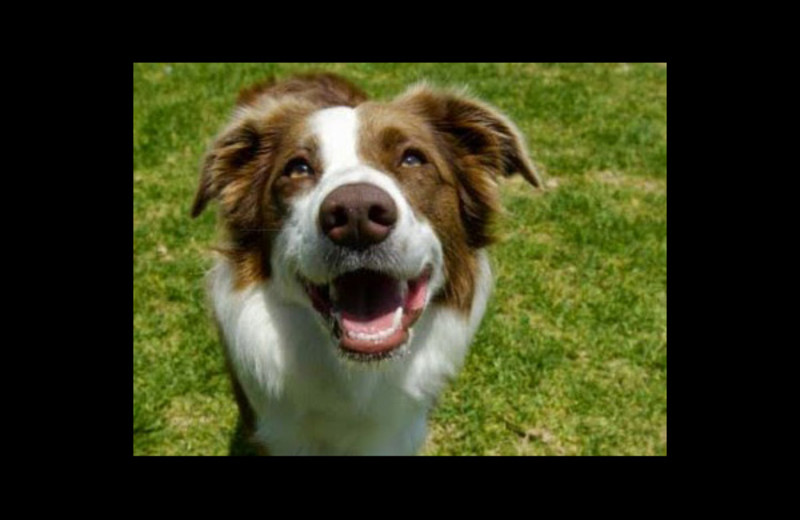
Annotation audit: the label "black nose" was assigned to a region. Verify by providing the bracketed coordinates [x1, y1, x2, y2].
[319, 183, 398, 250]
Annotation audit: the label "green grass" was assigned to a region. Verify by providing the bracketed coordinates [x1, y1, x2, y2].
[133, 63, 667, 456]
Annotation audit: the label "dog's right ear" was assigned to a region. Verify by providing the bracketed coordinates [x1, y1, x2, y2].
[191, 119, 262, 219]
[190, 152, 218, 218]
[192, 73, 368, 219]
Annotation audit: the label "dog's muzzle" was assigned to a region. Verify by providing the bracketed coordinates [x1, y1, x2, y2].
[300, 182, 432, 360]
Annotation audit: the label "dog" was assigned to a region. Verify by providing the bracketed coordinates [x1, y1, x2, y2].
[191, 73, 540, 455]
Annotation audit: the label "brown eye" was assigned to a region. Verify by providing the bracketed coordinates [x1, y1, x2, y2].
[400, 149, 426, 167]
[284, 158, 315, 178]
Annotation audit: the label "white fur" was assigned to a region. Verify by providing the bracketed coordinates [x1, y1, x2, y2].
[271, 106, 446, 308]
[210, 252, 491, 455]
[208, 106, 493, 455]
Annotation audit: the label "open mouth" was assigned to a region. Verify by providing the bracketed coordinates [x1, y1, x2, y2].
[302, 267, 431, 360]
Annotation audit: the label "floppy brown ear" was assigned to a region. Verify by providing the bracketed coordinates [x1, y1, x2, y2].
[395, 85, 540, 249]
[191, 153, 217, 218]
[190, 119, 263, 219]
[396, 84, 541, 188]
[193, 73, 369, 219]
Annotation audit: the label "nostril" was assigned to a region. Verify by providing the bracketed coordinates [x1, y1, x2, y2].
[321, 205, 349, 235]
[368, 203, 397, 228]
[332, 206, 349, 228]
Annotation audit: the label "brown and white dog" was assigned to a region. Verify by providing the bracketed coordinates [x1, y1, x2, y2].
[192, 73, 540, 455]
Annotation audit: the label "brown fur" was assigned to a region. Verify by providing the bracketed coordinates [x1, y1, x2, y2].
[193, 74, 370, 288]
[192, 74, 366, 288]
[192, 101, 315, 288]
[236, 72, 368, 109]
[193, 77, 538, 299]
[356, 87, 539, 312]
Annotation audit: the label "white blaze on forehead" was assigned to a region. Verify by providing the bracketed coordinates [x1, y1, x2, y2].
[306, 105, 409, 226]
[309, 106, 361, 172]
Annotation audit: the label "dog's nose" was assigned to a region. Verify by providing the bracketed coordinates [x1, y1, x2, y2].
[319, 183, 398, 250]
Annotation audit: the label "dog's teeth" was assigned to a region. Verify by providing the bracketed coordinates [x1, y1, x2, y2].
[393, 306, 403, 328]
[345, 307, 405, 342]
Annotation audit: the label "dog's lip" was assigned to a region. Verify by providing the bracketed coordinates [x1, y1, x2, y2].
[300, 266, 431, 359]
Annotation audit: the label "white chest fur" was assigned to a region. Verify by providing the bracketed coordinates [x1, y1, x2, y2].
[208, 251, 493, 455]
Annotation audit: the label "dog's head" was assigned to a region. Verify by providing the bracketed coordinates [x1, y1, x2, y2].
[192, 73, 540, 362]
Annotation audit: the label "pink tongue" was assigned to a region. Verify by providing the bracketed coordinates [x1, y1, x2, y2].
[341, 311, 396, 333]
[335, 270, 402, 334]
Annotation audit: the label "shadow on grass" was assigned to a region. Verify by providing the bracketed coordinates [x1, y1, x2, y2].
[228, 416, 260, 456]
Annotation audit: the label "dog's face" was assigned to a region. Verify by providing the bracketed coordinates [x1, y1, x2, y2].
[192, 74, 540, 362]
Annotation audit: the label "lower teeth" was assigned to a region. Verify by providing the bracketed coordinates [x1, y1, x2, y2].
[346, 307, 404, 342]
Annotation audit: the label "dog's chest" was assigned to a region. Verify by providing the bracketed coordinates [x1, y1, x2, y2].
[260, 368, 428, 455]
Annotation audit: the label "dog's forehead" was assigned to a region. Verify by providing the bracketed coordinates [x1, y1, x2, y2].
[308, 103, 433, 175]
[308, 106, 361, 172]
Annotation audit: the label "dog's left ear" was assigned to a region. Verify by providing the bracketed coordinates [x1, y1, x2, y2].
[395, 85, 540, 248]
[395, 84, 541, 188]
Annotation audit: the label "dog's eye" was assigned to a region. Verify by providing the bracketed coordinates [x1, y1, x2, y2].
[284, 158, 315, 178]
[400, 149, 426, 168]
